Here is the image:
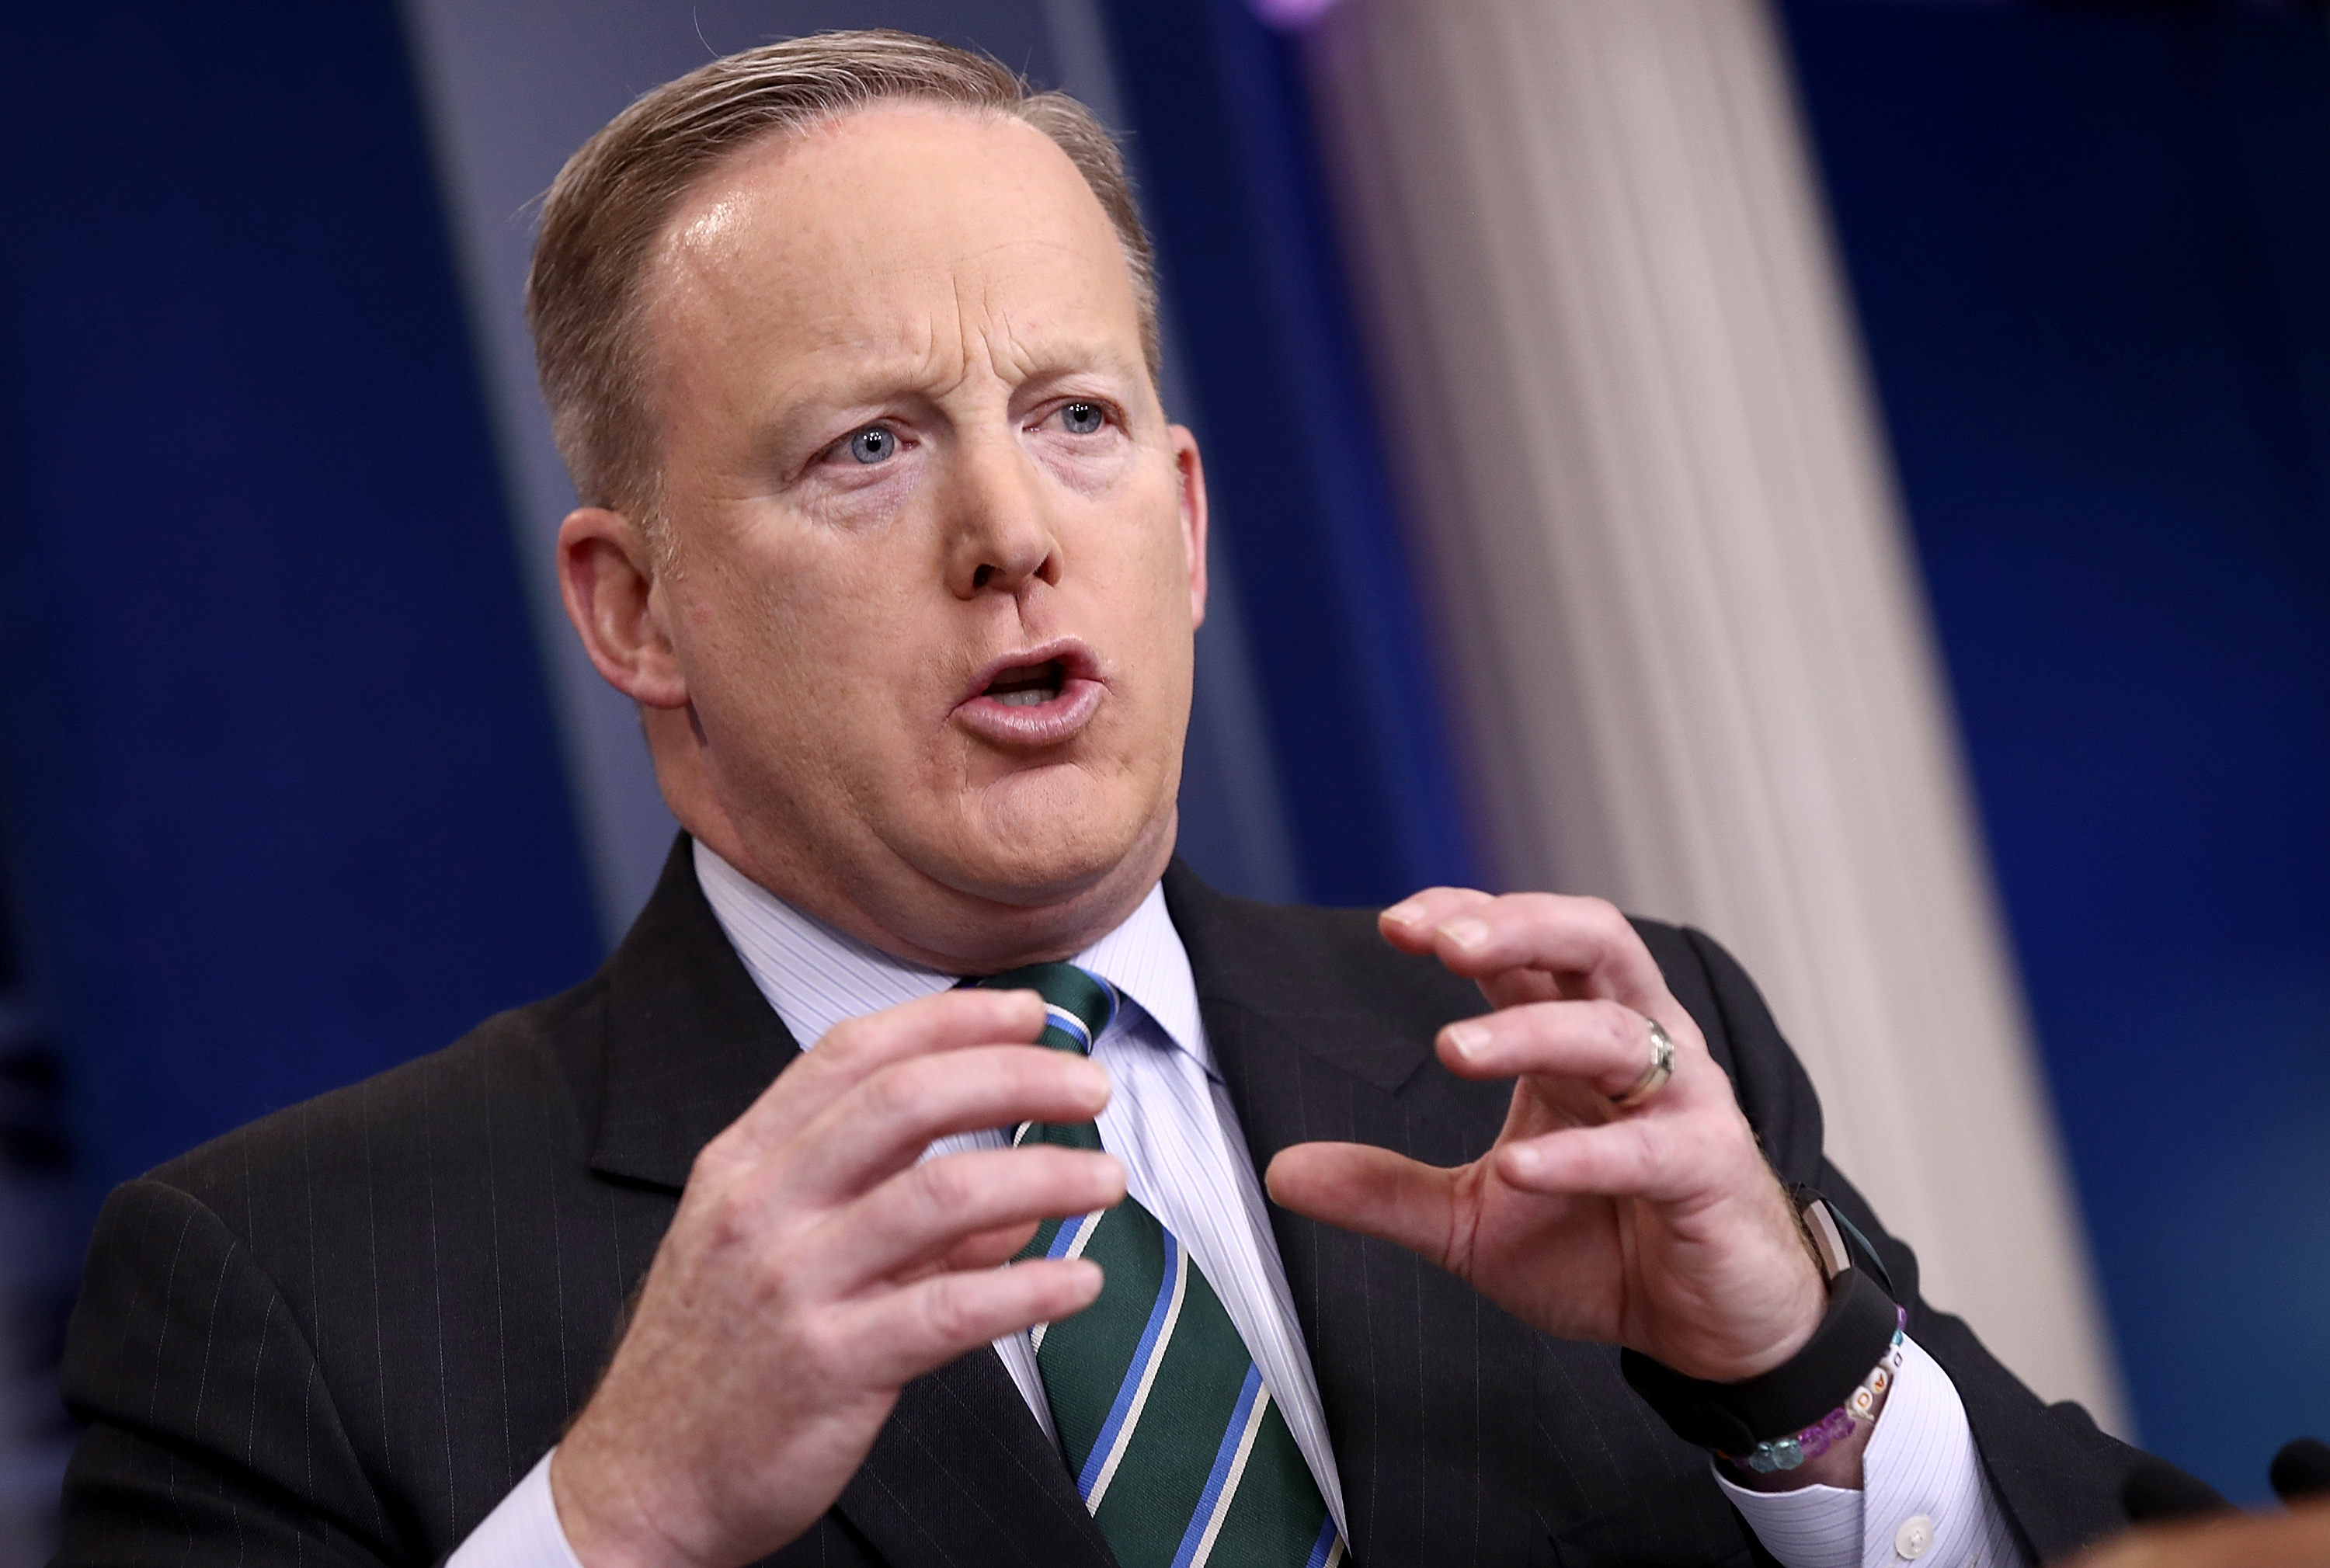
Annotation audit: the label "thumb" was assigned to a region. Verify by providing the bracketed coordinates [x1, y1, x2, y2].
[1265, 1142, 1461, 1273]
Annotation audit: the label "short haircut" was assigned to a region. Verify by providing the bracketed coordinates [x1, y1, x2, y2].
[524, 29, 1161, 524]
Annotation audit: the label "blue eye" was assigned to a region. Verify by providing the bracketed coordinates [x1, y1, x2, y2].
[847, 426, 897, 464]
[1061, 402, 1104, 435]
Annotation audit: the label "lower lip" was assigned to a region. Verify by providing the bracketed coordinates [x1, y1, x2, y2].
[954, 676, 1105, 746]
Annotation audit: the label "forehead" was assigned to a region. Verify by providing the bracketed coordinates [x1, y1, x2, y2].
[644, 105, 1142, 378]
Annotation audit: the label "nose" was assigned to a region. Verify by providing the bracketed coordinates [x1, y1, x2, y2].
[942, 432, 1060, 600]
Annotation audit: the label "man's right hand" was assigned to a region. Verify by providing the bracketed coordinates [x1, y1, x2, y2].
[550, 986, 1123, 1568]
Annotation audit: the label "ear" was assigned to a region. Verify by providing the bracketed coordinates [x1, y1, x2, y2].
[557, 507, 690, 708]
[1169, 425, 1209, 631]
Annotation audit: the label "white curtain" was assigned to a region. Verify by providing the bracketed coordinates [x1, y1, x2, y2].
[1303, 0, 2125, 1428]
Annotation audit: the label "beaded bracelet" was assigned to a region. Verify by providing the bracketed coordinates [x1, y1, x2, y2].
[1724, 1306, 1908, 1474]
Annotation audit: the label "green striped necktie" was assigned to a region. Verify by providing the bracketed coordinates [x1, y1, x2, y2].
[975, 964, 1344, 1568]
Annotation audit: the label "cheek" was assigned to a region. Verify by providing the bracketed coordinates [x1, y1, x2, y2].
[676, 534, 926, 740]
[1080, 461, 1195, 610]
[1116, 513, 1199, 651]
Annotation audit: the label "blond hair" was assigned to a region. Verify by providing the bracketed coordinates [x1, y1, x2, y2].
[525, 30, 1161, 522]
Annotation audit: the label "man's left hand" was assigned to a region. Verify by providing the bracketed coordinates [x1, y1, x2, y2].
[1265, 888, 1827, 1386]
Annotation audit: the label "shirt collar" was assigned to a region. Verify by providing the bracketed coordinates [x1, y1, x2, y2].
[692, 840, 1211, 1074]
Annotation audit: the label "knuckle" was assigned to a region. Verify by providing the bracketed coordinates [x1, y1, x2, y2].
[1013, 1142, 1067, 1190]
[788, 1305, 848, 1368]
[914, 1156, 975, 1215]
[1577, 895, 1627, 936]
[749, 1252, 796, 1312]
[961, 986, 1030, 1033]
[857, 1059, 917, 1123]
[702, 1181, 763, 1252]
[816, 1014, 870, 1055]
[920, 1276, 979, 1344]
[1055, 1147, 1115, 1204]
[1629, 1125, 1671, 1187]
[686, 1139, 735, 1191]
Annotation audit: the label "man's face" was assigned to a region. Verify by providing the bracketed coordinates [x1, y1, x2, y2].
[635, 106, 1205, 964]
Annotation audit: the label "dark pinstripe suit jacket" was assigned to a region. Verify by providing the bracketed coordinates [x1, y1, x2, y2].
[56, 839, 2146, 1567]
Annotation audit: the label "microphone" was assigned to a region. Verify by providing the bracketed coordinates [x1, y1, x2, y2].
[2120, 1455, 2232, 1525]
[2271, 1438, 2330, 1504]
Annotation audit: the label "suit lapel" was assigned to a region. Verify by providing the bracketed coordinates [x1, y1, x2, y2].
[1163, 861, 1566, 1566]
[586, 836, 1115, 1568]
[839, 1351, 1118, 1567]
[1165, 864, 1773, 1565]
[586, 836, 802, 1191]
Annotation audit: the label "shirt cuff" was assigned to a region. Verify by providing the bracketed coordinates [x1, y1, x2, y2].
[1714, 1335, 2029, 1568]
[446, 1449, 587, 1568]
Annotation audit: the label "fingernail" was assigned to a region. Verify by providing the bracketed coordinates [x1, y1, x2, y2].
[1442, 917, 1490, 951]
[1445, 1020, 1490, 1062]
[1384, 900, 1425, 927]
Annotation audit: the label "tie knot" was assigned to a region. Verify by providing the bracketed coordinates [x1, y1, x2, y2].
[972, 962, 1116, 1056]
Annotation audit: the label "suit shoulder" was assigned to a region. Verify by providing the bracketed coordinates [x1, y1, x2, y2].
[146, 965, 610, 1227]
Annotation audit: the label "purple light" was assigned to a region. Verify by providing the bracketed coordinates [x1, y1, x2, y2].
[1247, 0, 1347, 30]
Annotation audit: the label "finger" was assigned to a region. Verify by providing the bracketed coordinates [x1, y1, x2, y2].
[1492, 1117, 1702, 1202]
[782, 1043, 1112, 1208]
[1378, 887, 1496, 954]
[810, 1144, 1127, 1297]
[844, 1257, 1106, 1389]
[1264, 1142, 1462, 1274]
[1424, 892, 1671, 1011]
[722, 988, 1052, 1158]
[1441, 999, 1688, 1102]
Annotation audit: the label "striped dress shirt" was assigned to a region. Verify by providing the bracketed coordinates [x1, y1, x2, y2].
[449, 844, 2026, 1568]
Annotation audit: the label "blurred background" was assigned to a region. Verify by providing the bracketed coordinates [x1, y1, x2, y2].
[2, 0, 2326, 1557]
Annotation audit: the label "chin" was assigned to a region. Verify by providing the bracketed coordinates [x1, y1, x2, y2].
[944, 834, 1137, 910]
[944, 784, 1173, 912]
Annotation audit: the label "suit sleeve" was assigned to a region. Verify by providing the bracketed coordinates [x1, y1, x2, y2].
[55, 1177, 408, 1568]
[1653, 922, 2156, 1565]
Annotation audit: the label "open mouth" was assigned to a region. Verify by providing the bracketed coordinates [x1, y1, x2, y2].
[982, 659, 1067, 708]
[956, 641, 1104, 745]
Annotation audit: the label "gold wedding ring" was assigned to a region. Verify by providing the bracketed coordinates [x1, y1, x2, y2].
[1612, 1016, 1674, 1110]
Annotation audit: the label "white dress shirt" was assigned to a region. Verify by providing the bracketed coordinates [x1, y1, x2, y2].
[450, 845, 2026, 1568]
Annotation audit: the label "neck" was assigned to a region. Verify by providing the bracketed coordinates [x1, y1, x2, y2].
[684, 809, 1175, 975]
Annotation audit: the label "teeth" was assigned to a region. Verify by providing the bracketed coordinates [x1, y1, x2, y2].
[993, 689, 1054, 708]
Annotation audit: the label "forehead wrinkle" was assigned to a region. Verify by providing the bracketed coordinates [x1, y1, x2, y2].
[946, 247, 1129, 390]
[973, 303, 1052, 391]
[751, 321, 988, 454]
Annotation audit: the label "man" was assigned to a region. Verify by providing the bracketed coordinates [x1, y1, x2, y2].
[57, 32, 2156, 1568]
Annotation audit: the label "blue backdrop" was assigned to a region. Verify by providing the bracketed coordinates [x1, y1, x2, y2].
[0, 2, 604, 1191]
[1783, 0, 2330, 1501]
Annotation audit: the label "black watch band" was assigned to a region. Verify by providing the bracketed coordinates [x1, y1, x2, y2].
[1619, 1266, 1903, 1454]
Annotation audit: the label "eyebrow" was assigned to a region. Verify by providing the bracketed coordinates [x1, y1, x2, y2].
[764, 334, 1147, 433]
